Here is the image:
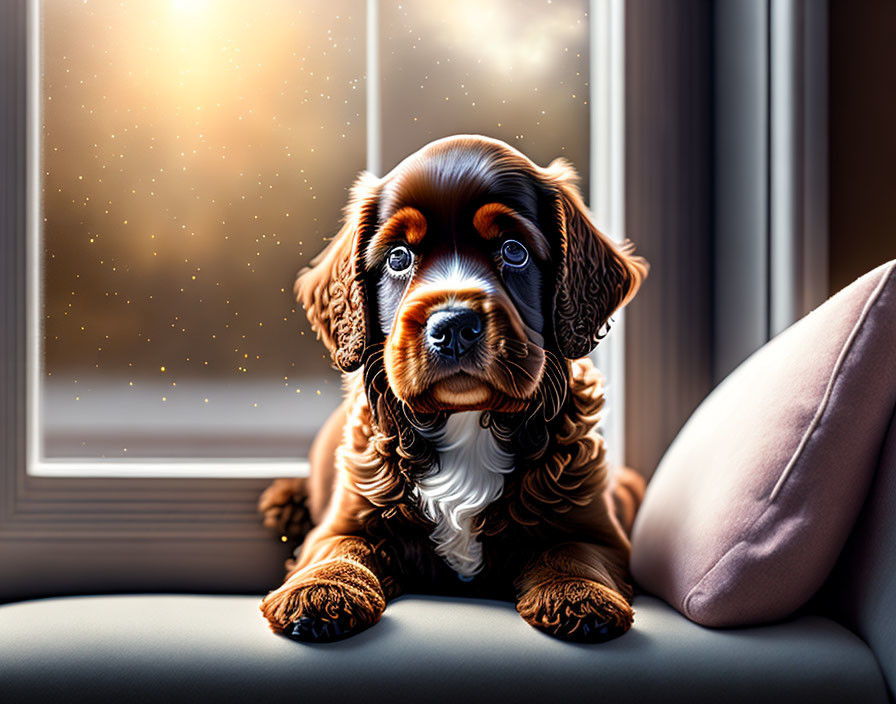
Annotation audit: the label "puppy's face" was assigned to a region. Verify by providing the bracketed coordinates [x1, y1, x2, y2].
[367, 202, 548, 414]
[295, 136, 647, 416]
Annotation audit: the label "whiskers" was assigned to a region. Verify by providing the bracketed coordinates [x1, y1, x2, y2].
[492, 338, 565, 422]
[482, 347, 569, 463]
[491, 338, 538, 394]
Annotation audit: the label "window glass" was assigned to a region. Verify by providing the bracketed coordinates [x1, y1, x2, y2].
[39, 0, 591, 463]
[380, 0, 590, 187]
[41, 0, 363, 458]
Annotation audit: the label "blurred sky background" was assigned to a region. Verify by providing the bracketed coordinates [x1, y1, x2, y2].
[40, 0, 590, 457]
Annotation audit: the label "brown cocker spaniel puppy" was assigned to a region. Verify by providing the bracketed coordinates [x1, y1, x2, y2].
[259, 135, 648, 643]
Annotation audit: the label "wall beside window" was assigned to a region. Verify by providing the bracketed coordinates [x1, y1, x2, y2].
[623, 0, 714, 478]
[828, 0, 896, 294]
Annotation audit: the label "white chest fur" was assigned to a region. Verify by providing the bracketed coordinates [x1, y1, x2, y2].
[416, 411, 515, 578]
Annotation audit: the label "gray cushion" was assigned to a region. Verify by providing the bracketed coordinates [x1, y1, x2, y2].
[0, 594, 887, 704]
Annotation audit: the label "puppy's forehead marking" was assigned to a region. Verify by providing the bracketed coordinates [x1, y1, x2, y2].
[417, 255, 494, 295]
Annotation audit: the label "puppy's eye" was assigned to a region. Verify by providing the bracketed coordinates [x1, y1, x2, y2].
[386, 245, 414, 274]
[501, 239, 529, 268]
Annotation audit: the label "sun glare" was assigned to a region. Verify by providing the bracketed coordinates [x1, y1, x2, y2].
[170, 0, 212, 19]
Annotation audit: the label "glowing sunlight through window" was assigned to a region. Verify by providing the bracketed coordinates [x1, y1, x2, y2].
[36, 0, 591, 467]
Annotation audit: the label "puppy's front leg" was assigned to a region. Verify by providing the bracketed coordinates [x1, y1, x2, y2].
[260, 532, 387, 642]
[515, 541, 634, 642]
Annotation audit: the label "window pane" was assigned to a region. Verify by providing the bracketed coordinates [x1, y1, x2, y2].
[38, 0, 594, 464]
[40, 0, 364, 458]
[380, 0, 590, 186]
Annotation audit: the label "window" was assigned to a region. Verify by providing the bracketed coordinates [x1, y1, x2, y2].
[36, 0, 361, 470]
[2, 0, 626, 597]
[31, 0, 625, 476]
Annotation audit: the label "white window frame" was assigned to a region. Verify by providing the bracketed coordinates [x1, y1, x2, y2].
[0, 0, 626, 599]
[590, 0, 626, 471]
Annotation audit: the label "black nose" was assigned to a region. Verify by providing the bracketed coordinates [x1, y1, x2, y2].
[426, 308, 484, 360]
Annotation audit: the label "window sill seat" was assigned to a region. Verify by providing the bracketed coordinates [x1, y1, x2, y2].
[0, 593, 886, 703]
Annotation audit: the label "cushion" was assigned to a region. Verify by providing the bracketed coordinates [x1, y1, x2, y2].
[822, 398, 896, 700]
[0, 594, 887, 704]
[631, 260, 896, 627]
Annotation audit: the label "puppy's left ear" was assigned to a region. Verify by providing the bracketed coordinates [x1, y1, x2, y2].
[294, 172, 380, 372]
[546, 159, 648, 359]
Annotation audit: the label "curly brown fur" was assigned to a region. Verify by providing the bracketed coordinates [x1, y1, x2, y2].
[257, 478, 313, 542]
[259, 136, 647, 643]
[295, 173, 379, 373]
[260, 536, 386, 640]
[516, 575, 634, 642]
[547, 167, 647, 359]
[611, 466, 647, 538]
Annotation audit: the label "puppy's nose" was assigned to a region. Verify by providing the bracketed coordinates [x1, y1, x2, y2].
[426, 308, 483, 360]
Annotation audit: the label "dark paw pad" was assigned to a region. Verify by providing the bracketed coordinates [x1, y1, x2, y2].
[578, 614, 622, 643]
[288, 615, 353, 643]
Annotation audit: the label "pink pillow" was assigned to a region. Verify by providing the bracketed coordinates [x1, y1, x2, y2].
[631, 260, 896, 627]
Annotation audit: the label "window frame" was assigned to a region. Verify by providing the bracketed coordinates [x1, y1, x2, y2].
[0, 0, 627, 600]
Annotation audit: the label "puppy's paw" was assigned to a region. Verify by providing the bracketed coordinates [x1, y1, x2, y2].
[257, 478, 312, 541]
[516, 577, 633, 643]
[260, 558, 386, 642]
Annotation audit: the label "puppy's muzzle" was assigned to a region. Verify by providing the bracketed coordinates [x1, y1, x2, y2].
[425, 307, 484, 360]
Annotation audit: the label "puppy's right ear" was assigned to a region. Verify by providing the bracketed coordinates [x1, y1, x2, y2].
[295, 172, 379, 372]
